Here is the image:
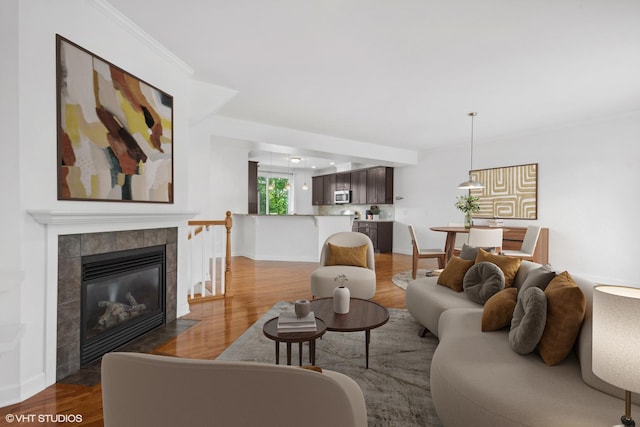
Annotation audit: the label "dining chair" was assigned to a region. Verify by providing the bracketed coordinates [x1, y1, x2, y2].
[467, 228, 504, 253]
[448, 222, 468, 252]
[502, 225, 541, 260]
[408, 225, 446, 279]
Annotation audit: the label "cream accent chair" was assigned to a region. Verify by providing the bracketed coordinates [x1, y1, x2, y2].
[502, 225, 541, 260]
[467, 227, 503, 253]
[310, 232, 376, 299]
[102, 352, 367, 427]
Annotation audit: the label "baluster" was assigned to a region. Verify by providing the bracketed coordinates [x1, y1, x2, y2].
[210, 224, 217, 296]
[219, 224, 226, 295]
[187, 213, 233, 301]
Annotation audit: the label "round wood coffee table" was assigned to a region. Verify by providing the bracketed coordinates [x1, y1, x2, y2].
[310, 297, 389, 368]
[262, 317, 326, 366]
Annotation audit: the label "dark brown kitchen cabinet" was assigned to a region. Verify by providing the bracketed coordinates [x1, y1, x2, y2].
[350, 169, 367, 205]
[248, 161, 258, 214]
[366, 167, 394, 205]
[352, 220, 393, 253]
[312, 166, 393, 206]
[335, 172, 351, 191]
[312, 176, 324, 206]
[323, 174, 336, 205]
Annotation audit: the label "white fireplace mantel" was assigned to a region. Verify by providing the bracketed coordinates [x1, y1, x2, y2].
[27, 209, 198, 226]
[26, 208, 198, 387]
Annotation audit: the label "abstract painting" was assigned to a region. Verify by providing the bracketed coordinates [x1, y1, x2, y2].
[469, 163, 538, 219]
[56, 35, 173, 203]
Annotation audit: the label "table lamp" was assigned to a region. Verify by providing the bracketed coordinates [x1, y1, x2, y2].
[593, 285, 640, 427]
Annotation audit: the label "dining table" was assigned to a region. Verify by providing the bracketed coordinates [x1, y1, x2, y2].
[429, 226, 472, 263]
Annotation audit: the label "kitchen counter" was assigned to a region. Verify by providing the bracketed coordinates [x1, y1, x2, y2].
[232, 214, 354, 262]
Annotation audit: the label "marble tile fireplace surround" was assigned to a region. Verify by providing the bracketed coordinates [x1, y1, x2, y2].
[57, 227, 177, 380]
[28, 210, 195, 385]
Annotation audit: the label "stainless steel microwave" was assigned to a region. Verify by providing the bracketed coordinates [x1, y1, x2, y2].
[334, 190, 351, 204]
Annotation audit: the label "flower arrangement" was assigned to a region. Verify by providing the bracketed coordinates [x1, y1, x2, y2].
[334, 274, 349, 286]
[369, 205, 380, 215]
[455, 195, 480, 228]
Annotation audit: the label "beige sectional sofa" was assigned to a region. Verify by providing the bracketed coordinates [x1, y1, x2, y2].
[406, 260, 639, 427]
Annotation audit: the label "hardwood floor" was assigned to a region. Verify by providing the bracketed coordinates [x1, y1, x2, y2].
[0, 253, 432, 426]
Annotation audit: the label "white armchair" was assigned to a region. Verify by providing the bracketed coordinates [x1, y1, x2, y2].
[101, 352, 367, 427]
[310, 232, 376, 299]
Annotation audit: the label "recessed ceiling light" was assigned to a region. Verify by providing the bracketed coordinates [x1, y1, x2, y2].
[329, 162, 335, 165]
[290, 157, 301, 163]
[312, 165, 317, 169]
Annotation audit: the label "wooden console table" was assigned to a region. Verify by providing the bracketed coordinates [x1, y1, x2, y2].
[430, 226, 549, 265]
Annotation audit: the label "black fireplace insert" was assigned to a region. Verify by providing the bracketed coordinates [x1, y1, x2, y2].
[80, 245, 166, 365]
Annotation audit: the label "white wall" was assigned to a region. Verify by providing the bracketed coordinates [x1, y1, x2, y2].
[293, 170, 314, 214]
[209, 136, 250, 218]
[187, 124, 251, 219]
[0, 0, 23, 405]
[0, 0, 195, 406]
[394, 111, 640, 286]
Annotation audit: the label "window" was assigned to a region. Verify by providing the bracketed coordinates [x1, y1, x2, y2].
[258, 173, 293, 215]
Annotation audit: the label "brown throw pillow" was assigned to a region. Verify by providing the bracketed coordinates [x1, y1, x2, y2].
[327, 243, 369, 268]
[482, 287, 518, 331]
[538, 271, 586, 366]
[437, 256, 475, 292]
[475, 249, 521, 287]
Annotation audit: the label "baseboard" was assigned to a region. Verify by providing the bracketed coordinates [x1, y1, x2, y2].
[232, 250, 317, 263]
[0, 381, 20, 407]
[0, 372, 45, 408]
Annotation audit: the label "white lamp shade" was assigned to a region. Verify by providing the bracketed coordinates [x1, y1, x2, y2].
[592, 285, 640, 394]
[457, 177, 484, 190]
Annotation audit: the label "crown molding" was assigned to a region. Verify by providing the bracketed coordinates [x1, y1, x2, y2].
[87, 0, 194, 76]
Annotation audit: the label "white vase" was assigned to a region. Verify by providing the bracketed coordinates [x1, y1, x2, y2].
[294, 299, 311, 318]
[333, 286, 350, 314]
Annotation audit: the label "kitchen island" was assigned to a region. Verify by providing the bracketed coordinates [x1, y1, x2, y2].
[232, 214, 354, 262]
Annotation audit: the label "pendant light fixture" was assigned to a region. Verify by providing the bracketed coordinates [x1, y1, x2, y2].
[268, 152, 274, 191]
[301, 157, 309, 190]
[457, 112, 485, 190]
[285, 157, 291, 191]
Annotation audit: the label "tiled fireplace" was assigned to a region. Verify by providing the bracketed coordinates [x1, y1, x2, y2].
[56, 227, 177, 380]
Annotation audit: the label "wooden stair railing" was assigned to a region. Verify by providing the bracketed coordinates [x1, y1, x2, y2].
[187, 211, 233, 302]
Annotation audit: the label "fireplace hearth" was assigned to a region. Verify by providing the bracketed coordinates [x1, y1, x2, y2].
[80, 245, 166, 365]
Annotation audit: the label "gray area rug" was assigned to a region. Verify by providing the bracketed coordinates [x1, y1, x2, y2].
[217, 301, 442, 427]
[391, 269, 432, 290]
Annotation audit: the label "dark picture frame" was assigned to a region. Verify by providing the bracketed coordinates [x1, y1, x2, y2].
[56, 35, 174, 203]
[469, 163, 538, 219]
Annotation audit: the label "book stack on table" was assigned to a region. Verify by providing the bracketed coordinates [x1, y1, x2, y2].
[277, 312, 317, 333]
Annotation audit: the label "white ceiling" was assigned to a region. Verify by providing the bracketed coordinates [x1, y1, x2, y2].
[108, 0, 640, 168]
